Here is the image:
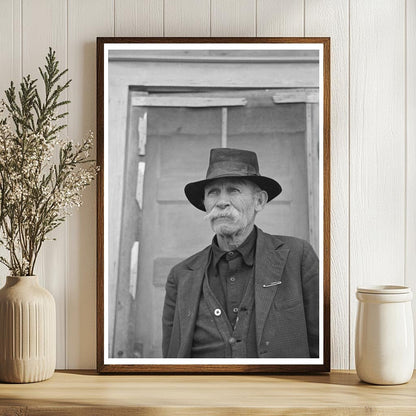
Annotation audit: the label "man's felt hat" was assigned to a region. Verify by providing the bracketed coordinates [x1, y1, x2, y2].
[184, 148, 282, 211]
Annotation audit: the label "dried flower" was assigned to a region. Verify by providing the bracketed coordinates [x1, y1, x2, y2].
[0, 48, 97, 276]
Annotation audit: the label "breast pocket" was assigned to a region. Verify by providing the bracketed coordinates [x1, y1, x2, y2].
[273, 296, 302, 311]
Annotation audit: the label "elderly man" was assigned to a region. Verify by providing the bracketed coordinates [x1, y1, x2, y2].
[162, 148, 319, 358]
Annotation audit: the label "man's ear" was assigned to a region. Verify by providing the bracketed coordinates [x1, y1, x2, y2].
[254, 190, 268, 212]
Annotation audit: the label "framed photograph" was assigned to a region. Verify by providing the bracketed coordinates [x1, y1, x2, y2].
[97, 37, 330, 373]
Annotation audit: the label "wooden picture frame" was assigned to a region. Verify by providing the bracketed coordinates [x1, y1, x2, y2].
[97, 37, 330, 373]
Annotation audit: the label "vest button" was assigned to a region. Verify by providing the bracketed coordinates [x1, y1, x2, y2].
[230, 276, 236, 282]
[233, 307, 239, 313]
[214, 308, 222, 316]
[229, 337, 236, 344]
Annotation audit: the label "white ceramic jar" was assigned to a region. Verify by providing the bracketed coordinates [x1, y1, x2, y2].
[355, 285, 414, 385]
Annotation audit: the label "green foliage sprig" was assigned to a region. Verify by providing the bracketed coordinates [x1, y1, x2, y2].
[0, 48, 97, 276]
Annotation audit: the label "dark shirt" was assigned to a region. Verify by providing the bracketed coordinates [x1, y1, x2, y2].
[188, 227, 258, 358]
[208, 227, 257, 327]
[191, 268, 257, 358]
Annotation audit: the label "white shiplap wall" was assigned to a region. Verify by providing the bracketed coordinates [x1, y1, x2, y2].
[0, 0, 414, 370]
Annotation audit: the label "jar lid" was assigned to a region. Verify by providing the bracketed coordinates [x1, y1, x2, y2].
[357, 285, 411, 294]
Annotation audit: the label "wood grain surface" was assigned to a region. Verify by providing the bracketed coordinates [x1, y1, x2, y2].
[115, 0, 163, 37]
[211, 0, 256, 37]
[22, 0, 68, 369]
[257, 0, 304, 37]
[305, 0, 350, 372]
[349, 0, 406, 369]
[0, 371, 415, 415]
[406, 0, 416, 367]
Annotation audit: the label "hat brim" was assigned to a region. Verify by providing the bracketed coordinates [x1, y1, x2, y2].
[184, 175, 282, 211]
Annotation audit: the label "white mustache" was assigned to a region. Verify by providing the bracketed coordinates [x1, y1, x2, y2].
[204, 207, 239, 222]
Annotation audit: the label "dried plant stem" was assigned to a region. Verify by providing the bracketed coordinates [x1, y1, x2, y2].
[0, 48, 97, 276]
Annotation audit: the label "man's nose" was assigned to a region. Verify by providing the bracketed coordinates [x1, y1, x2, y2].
[215, 192, 231, 209]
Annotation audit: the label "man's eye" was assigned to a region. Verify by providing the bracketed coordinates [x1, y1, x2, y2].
[230, 188, 240, 193]
[207, 189, 218, 195]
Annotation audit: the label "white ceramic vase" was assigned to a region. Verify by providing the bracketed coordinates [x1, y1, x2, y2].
[355, 285, 414, 385]
[0, 276, 56, 383]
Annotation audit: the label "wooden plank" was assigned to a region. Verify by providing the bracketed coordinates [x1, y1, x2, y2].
[112, 103, 147, 359]
[0, 0, 21, 101]
[211, 0, 256, 37]
[0, 0, 13, 286]
[305, 103, 319, 254]
[221, 107, 228, 147]
[406, 0, 416, 367]
[115, 0, 163, 36]
[138, 112, 147, 155]
[22, 0, 67, 370]
[131, 127, 160, 358]
[257, 0, 304, 36]
[273, 89, 319, 104]
[147, 105, 222, 136]
[107, 82, 132, 356]
[108, 51, 319, 63]
[67, 0, 114, 369]
[164, 0, 210, 36]
[135, 162, 145, 209]
[349, 0, 406, 369]
[129, 242, 139, 298]
[305, 0, 350, 370]
[0, 0, 21, 287]
[0, 371, 416, 413]
[132, 96, 247, 107]
[311, 103, 320, 260]
[109, 60, 319, 89]
[109, 50, 320, 59]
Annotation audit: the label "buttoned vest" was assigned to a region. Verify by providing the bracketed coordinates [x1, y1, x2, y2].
[191, 267, 258, 358]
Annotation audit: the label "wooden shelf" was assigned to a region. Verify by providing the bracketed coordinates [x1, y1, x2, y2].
[0, 370, 415, 415]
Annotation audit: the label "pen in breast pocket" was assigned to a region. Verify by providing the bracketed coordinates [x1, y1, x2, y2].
[262, 281, 282, 288]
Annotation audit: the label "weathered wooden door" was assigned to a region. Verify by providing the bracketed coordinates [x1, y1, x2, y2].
[112, 89, 318, 358]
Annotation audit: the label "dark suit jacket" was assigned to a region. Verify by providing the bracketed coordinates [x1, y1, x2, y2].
[162, 228, 319, 358]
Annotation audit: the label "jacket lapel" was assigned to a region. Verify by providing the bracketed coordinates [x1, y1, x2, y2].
[254, 229, 290, 349]
[176, 247, 210, 357]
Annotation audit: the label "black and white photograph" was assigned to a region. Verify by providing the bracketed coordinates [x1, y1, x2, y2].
[97, 38, 330, 373]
